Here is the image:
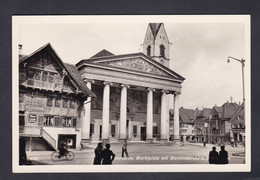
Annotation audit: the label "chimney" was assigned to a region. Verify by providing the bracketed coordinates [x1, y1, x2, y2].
[239, 101, 241, 105]
[19, 44, 23, 55]
[230, 97, 233, 103]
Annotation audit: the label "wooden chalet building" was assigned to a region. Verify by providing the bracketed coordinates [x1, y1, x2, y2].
[208, 102, 240, 144]
[19, 43, 96, 151]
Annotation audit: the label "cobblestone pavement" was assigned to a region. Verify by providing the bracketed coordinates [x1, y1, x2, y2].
[26, 142, 245, 165]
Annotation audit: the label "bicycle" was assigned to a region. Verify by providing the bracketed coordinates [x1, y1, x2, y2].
[51, 150, 75, 161]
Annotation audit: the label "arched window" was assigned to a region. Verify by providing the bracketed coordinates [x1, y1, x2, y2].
[160, 45, 165, 57]
[147, 45, 151, 56]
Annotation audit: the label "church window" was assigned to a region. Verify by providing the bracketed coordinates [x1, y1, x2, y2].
[147, 46, 151, 56]
[160, 45, 165, 57]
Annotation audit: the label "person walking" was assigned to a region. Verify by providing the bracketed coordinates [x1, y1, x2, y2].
[209, 146, 219, 164]
[122, 139, 129, 158]
[218, 145, 228, 164]
[93, 142, 103, 165]
[101, 144, 115, 165]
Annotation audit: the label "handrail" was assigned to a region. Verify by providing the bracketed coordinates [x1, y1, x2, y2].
[41, 128, 56, 149]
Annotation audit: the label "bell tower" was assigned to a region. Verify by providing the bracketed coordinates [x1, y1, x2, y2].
[143, 23, 170, 67]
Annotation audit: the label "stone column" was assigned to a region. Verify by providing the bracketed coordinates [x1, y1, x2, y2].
[119, 84, 129, 140]
[146, 88, 155, 142]
[173, 92, 180, 141]
[102, 81, 113, 140]
[160, 90, 168, 141]
[82, 80, 94, 141]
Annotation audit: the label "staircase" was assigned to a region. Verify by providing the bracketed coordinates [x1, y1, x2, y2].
[40, 128, 56, 150]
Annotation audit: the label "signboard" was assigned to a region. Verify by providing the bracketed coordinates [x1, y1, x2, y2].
[28, 114, 37, 123]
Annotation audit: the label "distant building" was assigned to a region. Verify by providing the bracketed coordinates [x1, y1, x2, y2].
[194, 108, 212, 143]
[208, 102, 240, 144]
[230, 103, 245, 143]
[178, 107, 198, 142]
[19, 43, 95, 150]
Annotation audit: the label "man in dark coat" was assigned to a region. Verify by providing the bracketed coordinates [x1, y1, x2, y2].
[209, 146, 219, 164]
[101, 144, 115, 165]
[218, 145, 228, 164]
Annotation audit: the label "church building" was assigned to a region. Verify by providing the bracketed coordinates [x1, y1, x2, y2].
[77, 23, 185, 143]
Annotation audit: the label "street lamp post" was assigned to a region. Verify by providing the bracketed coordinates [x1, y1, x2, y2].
[227, 56, 245, 105]
[227, 56, 246, 153]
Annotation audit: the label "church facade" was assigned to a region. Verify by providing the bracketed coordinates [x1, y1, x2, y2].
[77, 23, 185, 142]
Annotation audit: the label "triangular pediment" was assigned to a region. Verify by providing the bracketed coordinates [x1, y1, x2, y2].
[96, 55, 183, 79]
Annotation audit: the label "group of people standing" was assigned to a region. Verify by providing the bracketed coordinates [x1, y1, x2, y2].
[209, 146, 229, 164]
[93, 139, 129, 165]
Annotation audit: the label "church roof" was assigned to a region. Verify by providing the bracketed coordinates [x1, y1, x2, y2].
[77, 52, 185, 81]
[149, 23, 163, 38]
[19, 43, 96, 98]
[91, 49, 115, 58]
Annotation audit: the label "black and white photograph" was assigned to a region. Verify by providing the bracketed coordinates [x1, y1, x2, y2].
[12, 15, 250, 172]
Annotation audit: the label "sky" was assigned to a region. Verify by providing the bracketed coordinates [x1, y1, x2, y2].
[15, 16, 250, 110]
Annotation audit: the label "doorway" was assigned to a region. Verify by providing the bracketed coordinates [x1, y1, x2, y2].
[141, 127, 146, 141]
[58, 134, 76, 149]
[99, 125, 102, 140]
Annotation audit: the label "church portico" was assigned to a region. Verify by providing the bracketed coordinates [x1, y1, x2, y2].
[76, 23, 185, 143]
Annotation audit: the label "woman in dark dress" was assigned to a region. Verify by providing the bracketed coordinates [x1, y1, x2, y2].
[93, 142, 103, 165]
[101, 144, 115, 165]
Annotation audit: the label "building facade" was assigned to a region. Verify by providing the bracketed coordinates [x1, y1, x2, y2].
[230, 103, 245, 143]
[77, 23, 185, 142]
[194, 108, 212, 143]
[19, 43, 95, 150]
[208, 102, 240, 144]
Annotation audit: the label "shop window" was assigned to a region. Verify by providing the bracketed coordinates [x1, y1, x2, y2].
[111, 124, 116, 137]
[55, 98, 61, 107]
[47, 97, 53, 107]
[63, 99, 68, 108]
[44, 116, 53, 126]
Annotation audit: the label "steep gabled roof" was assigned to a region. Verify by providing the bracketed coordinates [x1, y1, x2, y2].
[149, 23, 163, 38]
[196, 108, 212, 121]
[230, 102, 245, 125]
[19, 43, 96, 98]
[91, 49, 115, 58]
[221, 102, 240, 119]
[64, 63, 96, 98]
[179, 108, 198, 123]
